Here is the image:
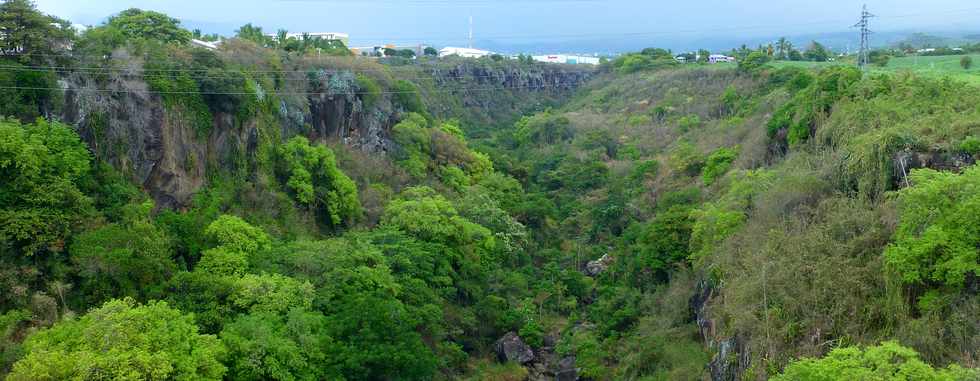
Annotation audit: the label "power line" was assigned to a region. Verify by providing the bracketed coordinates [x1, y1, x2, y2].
[0, 63, 562, 83]
[0, 82, 572, 96]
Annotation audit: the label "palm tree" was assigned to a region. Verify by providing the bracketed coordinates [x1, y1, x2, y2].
[776, 37, 790, 60]
[276, 29, 288, 49]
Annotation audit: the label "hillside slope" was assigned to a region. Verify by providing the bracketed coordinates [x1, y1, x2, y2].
[469, 61, 980, 379]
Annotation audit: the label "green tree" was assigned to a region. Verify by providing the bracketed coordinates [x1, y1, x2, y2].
[961, 55, 973, 70]
[804, 41, 831, 62]
[8, 299, 226, 380]
[697, 49, 711, 63]
[701, 147, 738, 185]
[620, 205, 694, 289]
[232, 273, 315, 315]
[737, 51, 771, 73]
[235, 23, 268, 46]
[392, 80, 428, 116]
[774, 341, 978, 381]
[885, 165, 980, 289]
[869, 50, 892, 67]
[775, 37, 792, 60]
[382, 186, 494, 249]
[276, 137, 361, 227]
[424, 46, 438, 56]
[105, 8, 192, 44]
[319, 259, 439, 380]
[204, 214, 271, 255]
[0, 60, 59, 121]
[220, 310, 341, 381]
[160, 270, 240, 333]
[0, 119, 94, 254]
[355, 74, 381, 109]
[0, 0, 72, 61]
[70, 205, 176, 304]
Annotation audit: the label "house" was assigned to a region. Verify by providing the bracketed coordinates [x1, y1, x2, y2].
[190, 39, 220, 51]
[708, 54, 735, 63]
[439, 47, 492, 59]
[266, 32, 350, 45]
[531, 54, 601, 65]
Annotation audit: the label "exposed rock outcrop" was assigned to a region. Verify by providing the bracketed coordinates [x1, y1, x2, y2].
[495, 332, 535, 364]
[585, 254, 614, 277]
[555, 356, 578, 381]
[893, 148, 975, 187]
[60, 60, 594, 209]
[692, 278, 750, 381]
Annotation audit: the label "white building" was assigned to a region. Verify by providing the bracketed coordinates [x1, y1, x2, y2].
[190, 39, 220, 51]
[266, 32, 349, 44]
[532, 54, 601, 65]
[439, 47, 492, 59]
[708, 54, 736, 63]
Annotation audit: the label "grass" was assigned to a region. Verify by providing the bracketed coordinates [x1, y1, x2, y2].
[877, 54, 980, 84]
[771, 54, 980, 85]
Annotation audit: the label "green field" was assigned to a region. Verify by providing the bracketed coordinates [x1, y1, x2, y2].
[770, 54, 980, 84]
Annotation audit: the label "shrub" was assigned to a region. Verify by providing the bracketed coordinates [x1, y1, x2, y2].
[959, 136, 980, 155]
[885, 165, 980, 289]
[277, 137, 361, 227]
[737, 51, 771, 73]
[8, 299, 226, 380]
[355, 74, 381, 109]
[392, 79, 427, 116]
[767, 66, 862, 145]
[961, 55, 973, 70]
[678, 114, 701, 133]
[774, 341, 978, 381]
[0, 119, 94, 254]
[701, 147, 738, 185]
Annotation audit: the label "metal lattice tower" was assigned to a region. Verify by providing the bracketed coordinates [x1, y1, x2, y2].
[853, 4, 875, 69]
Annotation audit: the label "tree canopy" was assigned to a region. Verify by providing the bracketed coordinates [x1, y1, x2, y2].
[105, 8, 192, 44]
[8, 299, 226, 381]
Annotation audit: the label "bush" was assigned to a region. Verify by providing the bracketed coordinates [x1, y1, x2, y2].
[774, 341, 978, 381]
[276, 137, 361, 227]
[355, 74, 381, 109]
[701, 147, 738, 185]
[393, 79, 427, 116]
[737, 51, 771, 73]
[8, 299, 226, 380]
[678, 114, 701, 133]
[959, 136, 980, 155]
[885, 165, 980, 290]
[961, 55, 973, 70]
[0, 119, 94, 254]
[767, 66, 862, 145]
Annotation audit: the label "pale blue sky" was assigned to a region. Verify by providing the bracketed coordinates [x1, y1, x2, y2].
[33, 0, 980, 53]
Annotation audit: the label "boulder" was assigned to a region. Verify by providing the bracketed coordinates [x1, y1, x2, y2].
[585, 254, 614, 277]
[495, 332, 535, 364]
[556, 356, 578, 381]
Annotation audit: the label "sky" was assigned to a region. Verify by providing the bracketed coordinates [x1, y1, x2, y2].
[33, 0, 980, 54]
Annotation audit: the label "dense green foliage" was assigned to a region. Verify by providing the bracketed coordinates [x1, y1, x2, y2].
[105, 8, 192, 44]
[774, 342, 978, 381]
[886, 166, 980, 291]
[8, 299, 226, 381]
[1, 3, 979, 379]
[276, 136, 361, 227]
[0, 119, 93, 254]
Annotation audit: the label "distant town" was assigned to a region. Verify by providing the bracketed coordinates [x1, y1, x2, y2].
[180, 28, 746, 67]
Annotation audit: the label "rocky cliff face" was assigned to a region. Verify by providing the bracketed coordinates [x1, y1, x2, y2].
[60, 61, 594, 208]
[692, 279, 750, 381]
[423, 60, 595, 129]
